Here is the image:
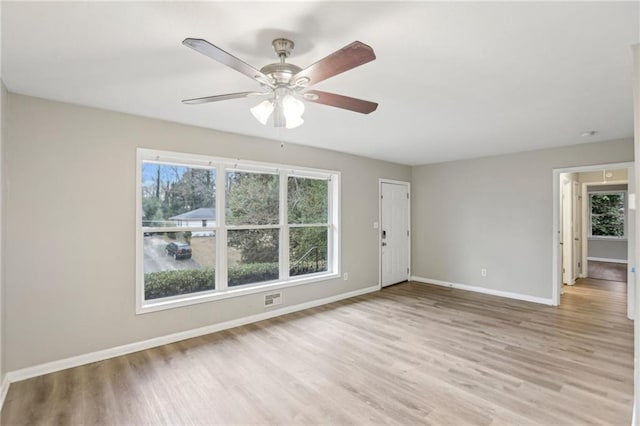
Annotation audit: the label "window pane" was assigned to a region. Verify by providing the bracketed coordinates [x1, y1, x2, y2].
[288, 177, 328, 224]
[228, 229, 279, 286]
[141, 163, 216, 228]
[591, 193, 625, 237]
[290, 227, 328, 276]
[226, 171, 279, 225]
[143, 231, 215, 300]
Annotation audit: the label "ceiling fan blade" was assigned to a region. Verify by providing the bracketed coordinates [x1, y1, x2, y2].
[183, 38, 272, 86]
[304, 90, 378, 114]
[182, 91, 265, 105]
[292, 41, 376, 87]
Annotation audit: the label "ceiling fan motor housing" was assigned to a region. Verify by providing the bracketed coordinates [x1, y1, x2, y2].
[260, 62, 302, 85]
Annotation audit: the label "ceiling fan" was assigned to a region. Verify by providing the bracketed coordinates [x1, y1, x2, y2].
[182, 37, 378, 129]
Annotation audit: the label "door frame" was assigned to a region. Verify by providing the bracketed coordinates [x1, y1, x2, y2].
[561, 177, 574, 285]
[580, 179, 629, 279]
[552, 161, 634, 318]
[572, 180, 581, 282]
[378, 179, 411, 289]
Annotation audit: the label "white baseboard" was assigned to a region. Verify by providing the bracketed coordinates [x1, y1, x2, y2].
[6, 285, 379, 385]
[0, 375, 9, 409]
[587, 257, 628, 264]
[411, 276, 554, 306]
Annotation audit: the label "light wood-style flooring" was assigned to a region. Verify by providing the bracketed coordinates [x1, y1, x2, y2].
[1, 279, 633, 425]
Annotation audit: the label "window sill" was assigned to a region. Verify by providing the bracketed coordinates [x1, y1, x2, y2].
[587, 236, 628, 242]
[137, 272, 341, 315]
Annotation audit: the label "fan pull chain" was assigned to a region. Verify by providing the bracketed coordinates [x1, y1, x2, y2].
[278, 127, 285, 149]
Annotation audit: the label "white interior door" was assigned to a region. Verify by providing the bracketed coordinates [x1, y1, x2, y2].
[381, 182, 410, 287]
[572, 181, 581, 280]
[562, 179, 573, 285]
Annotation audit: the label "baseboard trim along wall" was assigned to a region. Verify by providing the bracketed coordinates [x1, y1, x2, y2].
[411, 276, 554, 306]
[0, 375, 9, 410]
[5, 285, 379, 387]
[587, 256, 628, 264]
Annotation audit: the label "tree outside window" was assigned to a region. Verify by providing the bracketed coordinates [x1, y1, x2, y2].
[590, 192, 626, 238]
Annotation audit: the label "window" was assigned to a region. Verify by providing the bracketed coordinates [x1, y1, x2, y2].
[589, 191, 626, 239]
[141, 162, 217, 301]
[137, 149, 340, 313]
[226, 170, 280, 287]
[288, 176, 329, 277]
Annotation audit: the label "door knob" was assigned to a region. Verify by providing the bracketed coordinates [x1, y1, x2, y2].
[382, 242, 387, 246]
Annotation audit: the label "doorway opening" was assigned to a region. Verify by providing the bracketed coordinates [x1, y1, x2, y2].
[379, 179, 411, 288]
[552, 162, 635, 319]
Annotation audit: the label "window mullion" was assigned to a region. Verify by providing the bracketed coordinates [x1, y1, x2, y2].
[280, 170, 289, 280]
[330, 174, 339, 274]
[217, 163, 228, 291]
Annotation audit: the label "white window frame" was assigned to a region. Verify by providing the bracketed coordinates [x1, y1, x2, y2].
[287, 172, 333, 281]
[136, 148, 341, 314]
[588, 190, 628, 240]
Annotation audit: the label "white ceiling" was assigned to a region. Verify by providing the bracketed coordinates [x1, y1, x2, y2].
[2, 1, 639, 165]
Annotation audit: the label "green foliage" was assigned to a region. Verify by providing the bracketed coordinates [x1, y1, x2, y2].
[142, 196, 163, 226]
[288, 177, 328, 224]
[224, 175, 329, 265]
[290, 260, 328, 277]
[145, 268, 214, 300]
[228, 263, 279, 286]
[289, 227, 328, 271]
[164, 168, 215, 219]
[287, 178, 329, 269]
[591, 193, 625, 237]
[226, 172, 280, 263]
[141, 164, 215, 225]
[227, 172, 279, 225]
[144, 263, 280, 299]
[228, 229, 279, 264]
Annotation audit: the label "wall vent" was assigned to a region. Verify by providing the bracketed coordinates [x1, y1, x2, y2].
[264, 292, 283, 307]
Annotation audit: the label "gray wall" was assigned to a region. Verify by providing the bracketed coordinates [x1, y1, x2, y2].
[587, 183, 628, 262]
[411, 139, 634, 299]
[588, 240, 628, 261]
[4, 93, 411, 372]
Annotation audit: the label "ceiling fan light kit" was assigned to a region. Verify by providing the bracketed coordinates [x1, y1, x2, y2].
[182, 37, 378, 128]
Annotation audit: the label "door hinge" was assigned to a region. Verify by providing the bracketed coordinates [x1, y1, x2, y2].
[407, 267, 410, 274]
[407, 193, 410, 199]
[381, 195, 383, 199]
[407, 230, 410, 237]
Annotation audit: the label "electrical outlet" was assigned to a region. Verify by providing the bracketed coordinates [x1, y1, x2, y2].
[481, 268, 487, 277]
[343, 272, 349, 280]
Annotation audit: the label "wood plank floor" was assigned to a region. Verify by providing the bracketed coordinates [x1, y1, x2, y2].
[1, 279, 633, 425]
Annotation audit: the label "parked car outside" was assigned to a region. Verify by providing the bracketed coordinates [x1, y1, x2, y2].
[165, 242, 192, 260]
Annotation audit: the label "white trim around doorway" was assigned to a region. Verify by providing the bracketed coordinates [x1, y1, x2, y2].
[552, 161, 634, 317]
